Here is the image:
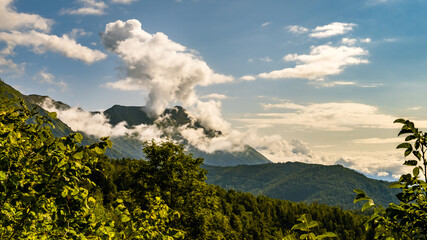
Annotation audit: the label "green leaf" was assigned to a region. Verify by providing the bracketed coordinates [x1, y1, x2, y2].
[283, 235, 298, 240]
[396, 143, 411, 149]
[394, 118, 407, 124]
[413, 167, 420, 177]
[404, 160, 418, 166]
[48, 112, 57, 119]
[120, 214, 130, 223]
[389, 182, 404, 188]
[72, 132, 83, 143]
[61, 188, 68, 198]
[404, 148, 412, 157]
[73, 151, 84, 160]
[0, 171, 7, 181]
[398, 128, 413, 136]
[362, 200, 374, 212]
[405, 135, 416, 141]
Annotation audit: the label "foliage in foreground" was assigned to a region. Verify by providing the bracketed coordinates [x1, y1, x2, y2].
[355, 119, 427, 239]
[0, 99, 182, 239]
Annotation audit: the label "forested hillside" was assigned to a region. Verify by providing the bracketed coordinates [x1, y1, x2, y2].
[204, 163, 398, 209]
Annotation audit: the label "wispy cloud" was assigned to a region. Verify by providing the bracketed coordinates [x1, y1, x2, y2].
[238, 101, 427, 131]
[257, 44, 368, 81]
[310, 22, 357, 39]
[261, 22, 271, 27]
[110, 0, 137, 4]
[60, 0, 107, 16]
[260, 56, 272, 62]
[33, 70, 68, 92]
[352, 137, 401, 144]
[287, 25, 309, 34]
[200, 93, 229, 100]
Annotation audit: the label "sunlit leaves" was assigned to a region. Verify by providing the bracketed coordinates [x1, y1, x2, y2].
[285, 214, 337, 240]
[354, 118, 427, 239]
[0, 98, 112, 239]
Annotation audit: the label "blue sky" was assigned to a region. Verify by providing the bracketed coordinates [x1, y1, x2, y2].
[2, 0, 427, 180]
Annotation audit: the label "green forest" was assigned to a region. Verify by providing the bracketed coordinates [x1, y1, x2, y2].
[0, 95, 426, 239]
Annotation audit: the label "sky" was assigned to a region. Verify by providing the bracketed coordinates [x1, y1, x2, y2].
[2, 0, 427, 180]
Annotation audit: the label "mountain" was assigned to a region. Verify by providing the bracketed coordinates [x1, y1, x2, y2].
[101, 104, 271, 166]
[204, 162, 399, 209]
[0, 80, 75, 138]
[0, 79, 270, 166]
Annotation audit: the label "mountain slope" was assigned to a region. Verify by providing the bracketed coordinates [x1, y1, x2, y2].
[0, 80, 270, 166]
[101, 104, 271, 166]
[204, 162, 399, 209]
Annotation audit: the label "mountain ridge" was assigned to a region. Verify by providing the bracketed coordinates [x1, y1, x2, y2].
[204, 162, 399, 209]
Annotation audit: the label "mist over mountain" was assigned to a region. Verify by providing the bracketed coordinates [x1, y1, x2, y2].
[1, 80, 270, 166]
[99, 104, 271, 166]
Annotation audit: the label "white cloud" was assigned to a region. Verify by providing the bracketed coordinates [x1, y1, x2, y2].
[33, 70, 68, 92]
[0, 0, 52, 32]
[318, 81, 357, 87]
[179, 126, 313, 162]
[352, 137, 402, 144]
[111, 0, 137, 3]
[330, 150, 408, 180]
[41, 98, 164, 141]
[0, 0, 106, 66]
[60, 0, 107, 16]
[237, 101, 426, 131]
[0, 54, 24, 74]
[409, 106, 421, 110]
[360, 83, 385, 88]
[257, 44, 368, 81]
[287, 25, 309, 34]
[0, 31, 107, 64]
[239, 75, 256, 81]
[262, 102, 305, 110]
[101, 19, 233, 131]
[67, 28, 92, 39]
[200, 93, 229, 100]
[341, 38, 357, 45]
[260, 56, 272, 62]
[261, 22, 271, 27]
[310, 22, 357, 39]
[360, 38, 371, 43]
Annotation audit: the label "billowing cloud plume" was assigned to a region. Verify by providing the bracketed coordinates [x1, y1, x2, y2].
[0, 0, 52, 32]
[258, 44, 368, 81]
[60, 0, 107, 16]
[0, 31, 106, 64]
[101, 19, 233, 130]
[310, 22, 357, 38]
